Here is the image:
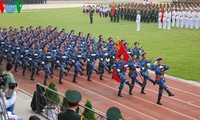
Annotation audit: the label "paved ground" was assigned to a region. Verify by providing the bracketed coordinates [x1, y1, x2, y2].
[14, 90, 46, 120]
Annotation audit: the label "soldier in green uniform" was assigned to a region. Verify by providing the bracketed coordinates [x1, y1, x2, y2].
[58, 90, 83, 120]
[89, 6, 94, 24]
[106, 107, 121, 120]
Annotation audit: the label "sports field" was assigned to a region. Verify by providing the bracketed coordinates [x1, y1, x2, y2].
[1, 7, 200, 82]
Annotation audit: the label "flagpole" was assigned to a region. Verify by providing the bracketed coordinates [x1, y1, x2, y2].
[116, 36, 119, 40]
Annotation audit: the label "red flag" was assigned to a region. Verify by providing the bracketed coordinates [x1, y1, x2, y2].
[111, 1, 115, 17]
[112, 39, 130, 83]
[112, 69, 120, 83]
[115, 40, 130, 62]
[160, 7, 164, 23]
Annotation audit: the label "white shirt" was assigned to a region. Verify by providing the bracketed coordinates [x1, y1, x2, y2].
[136, 14, 141, 23]
[166, 11, 171, 20]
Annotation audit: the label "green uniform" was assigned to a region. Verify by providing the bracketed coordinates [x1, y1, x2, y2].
[58, 109, 82, 120]
[3, 71, 15, 91]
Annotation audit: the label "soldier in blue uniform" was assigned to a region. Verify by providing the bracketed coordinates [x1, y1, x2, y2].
[28, 43, 40, 80]
[132, 42, 144, 60]
[128, 53, 143, 95]
[154, 58, 174, 105]
[139, 52, 155, 94]
[98, 44, 111, 80]
[86, 44, 99, 81]
[71, 46, 84, 83]
[41, 47, 52, 85]
[113, 54, 133, 97]
[0, 37, 6, 65]
[20, 41, 29, 76]
[56, 46, 69, 84]
[12, 39, 21, 72]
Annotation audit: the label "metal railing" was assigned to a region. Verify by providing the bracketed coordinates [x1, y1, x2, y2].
[36, 83, 107, 120]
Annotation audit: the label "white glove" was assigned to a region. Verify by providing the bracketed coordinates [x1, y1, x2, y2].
[159, 66, 163, 69]
[91, 54, 96, 56]
[104, 53, 108, 56]
[62, 56, 67, 59]
[57, 61, 60, 63]
[87, 59, 90, 62]
[47, 56, 51, 59]
[142, 67, 145, 70]
[147, 63, 151, 67]
[117, 69, 120, 72]
[124, 64, 128, 67]
[77, 55, 81, 58]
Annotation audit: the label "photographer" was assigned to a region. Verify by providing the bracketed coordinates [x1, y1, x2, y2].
[2, 64, 16, 91]
[0, 84, 19, 119]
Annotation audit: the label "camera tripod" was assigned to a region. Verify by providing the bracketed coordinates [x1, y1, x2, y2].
[0, 90, 9, 120]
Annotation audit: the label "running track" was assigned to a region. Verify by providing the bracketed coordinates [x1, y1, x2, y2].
[2, 61, 200, 120]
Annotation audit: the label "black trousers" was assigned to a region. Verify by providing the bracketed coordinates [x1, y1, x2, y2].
[90, 16, 93, 23]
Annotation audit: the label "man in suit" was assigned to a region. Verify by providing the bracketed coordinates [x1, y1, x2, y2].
[58, 90, 83, 120]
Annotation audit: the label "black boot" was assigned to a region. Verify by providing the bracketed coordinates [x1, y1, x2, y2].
[81, 67, 85, 71]
[157, 97, 162, 105]
[129, 86, 133, 95]
[138, 82, 143, 87]
[126, 82, 133, 95]
[30, 74, 34, 81]
[14, 65, 18, 72]
[94, 69, 100, 74]
[59, 78, 63, 84]
[151, 80, 156, 85]
[166, 90, 174, 96]
[118, 89, 123, 97]
[100, 75, 103, 80]
[43, 79, 47, 86]
[87, 76, 92, 81]
[141, 87, 146, 94]
[73, 77, 77, 83]
[22, 70, 25, 76]
[79, 71, 84, 76]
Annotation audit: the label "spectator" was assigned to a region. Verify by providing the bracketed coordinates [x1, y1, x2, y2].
[58, 90, 83, 120]
[2, 64, 16, 91]
[106, 107, 121, 120]
[29, 115, 41, 120]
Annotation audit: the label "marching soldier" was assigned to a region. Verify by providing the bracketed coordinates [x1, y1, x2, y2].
[154, 58, 174, 105]
[98, 44, 111, 80]
[132, 42, 144, 60]
[86, 44, 99, 81]
[128, 53, 143, 95]
[139, 52, 155, 94]
[71, 46, 84, 83]
[113, 54, 133, 97]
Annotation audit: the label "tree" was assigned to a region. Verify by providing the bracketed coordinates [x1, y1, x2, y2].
[0, 66, 3, 74]
[83, 100, 95, 120]
[60, 89, 72, 112]
[44, 82, 60, 107]
[119, 115, 124, 120]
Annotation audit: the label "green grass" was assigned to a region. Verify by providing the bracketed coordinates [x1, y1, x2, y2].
[1, 7, 200, 82]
